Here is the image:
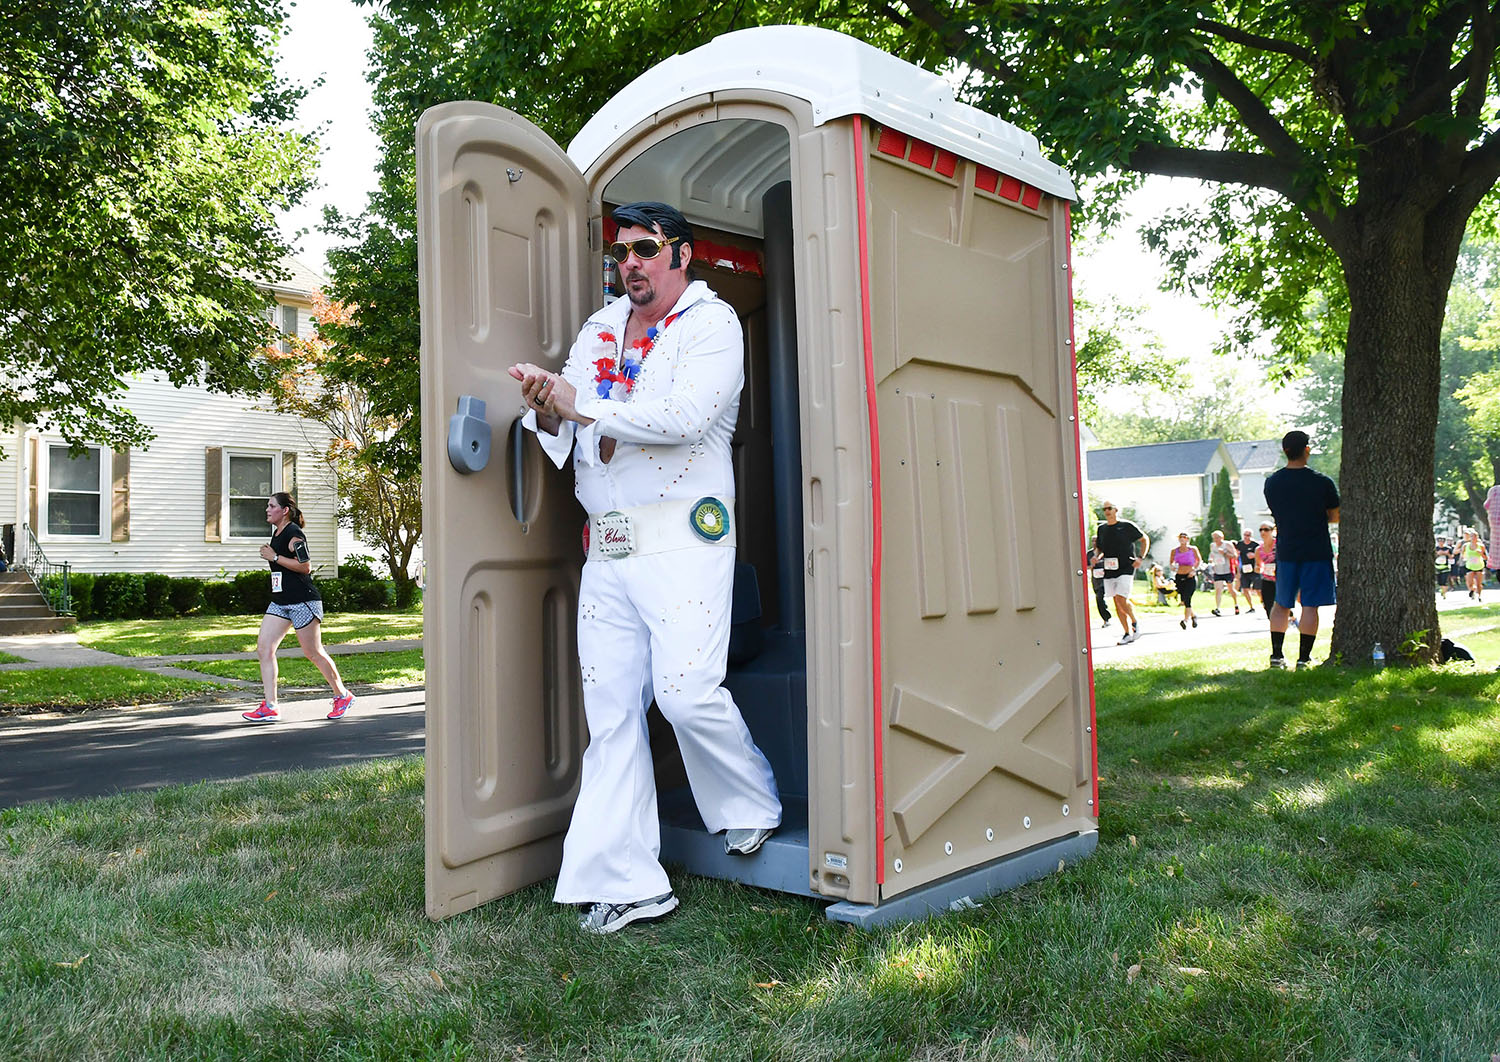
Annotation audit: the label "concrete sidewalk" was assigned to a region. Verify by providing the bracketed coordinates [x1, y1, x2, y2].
[0, 631, 421, 688]
[1089, 588, 1494, 666]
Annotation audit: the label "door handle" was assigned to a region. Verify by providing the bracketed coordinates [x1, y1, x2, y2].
[510, 418, 527, 526]
[447, 395, 491, 474]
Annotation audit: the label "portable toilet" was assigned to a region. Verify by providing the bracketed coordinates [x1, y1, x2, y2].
[418, 24, 1097, 927]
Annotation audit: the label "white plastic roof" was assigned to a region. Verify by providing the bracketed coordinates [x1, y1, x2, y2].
[568, 25, 1076, 201]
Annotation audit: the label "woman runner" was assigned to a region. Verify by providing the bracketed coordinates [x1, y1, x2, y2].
[1171, 532, 1203, 629]
[241, 492, 355, 723]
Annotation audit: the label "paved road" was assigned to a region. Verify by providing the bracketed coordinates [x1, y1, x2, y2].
[0, 689, 425, 808]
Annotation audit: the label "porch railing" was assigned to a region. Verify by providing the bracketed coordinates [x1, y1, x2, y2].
[18, 523, 72, 615]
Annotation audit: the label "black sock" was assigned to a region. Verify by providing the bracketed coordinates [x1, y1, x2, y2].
[1299, 633, 1316, 662]
[1271, 631, 1285, 657]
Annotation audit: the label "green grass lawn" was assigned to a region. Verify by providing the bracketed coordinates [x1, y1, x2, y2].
[0, 667, 227, 713]
[188, 649, 425, 690]
[2, 642, 1497, 1059]
[76, 610, 423, 657]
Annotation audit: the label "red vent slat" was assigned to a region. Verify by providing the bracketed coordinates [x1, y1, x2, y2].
[975, 166, 1000, 193]
[934, 150, 958, 177]
[998, 176, 1023, 201]
[907, 139, 936, 168]
[1020, 184, 1043, 210]
[877, 128, 910, 158]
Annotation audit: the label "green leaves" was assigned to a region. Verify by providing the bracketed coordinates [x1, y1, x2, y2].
[0, 0, 316, 454]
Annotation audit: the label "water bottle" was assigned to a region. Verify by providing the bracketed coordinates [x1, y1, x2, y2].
[602, 253, 622, 303]
[1372, 642, 1385, 668]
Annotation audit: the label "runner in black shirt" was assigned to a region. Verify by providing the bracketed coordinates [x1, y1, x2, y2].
[241, 492, 356, 723]
[1234, 529, 1259, 613]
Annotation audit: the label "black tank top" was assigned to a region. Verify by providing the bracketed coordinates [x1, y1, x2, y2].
[268, 523, 320, 604]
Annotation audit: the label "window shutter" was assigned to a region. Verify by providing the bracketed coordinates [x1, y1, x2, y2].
[281, 451, 297, 497]
[110, 449, 131, 541]
[26, 436, 38, 530]
[204, 446, 222, 542]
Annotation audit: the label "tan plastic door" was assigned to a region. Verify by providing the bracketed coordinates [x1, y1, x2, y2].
[418, 102, 592, 920]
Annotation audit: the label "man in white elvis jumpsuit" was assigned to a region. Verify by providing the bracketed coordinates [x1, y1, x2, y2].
[508, 201, 782, 934]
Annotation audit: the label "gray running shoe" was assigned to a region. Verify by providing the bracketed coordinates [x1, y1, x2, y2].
[1269, 655, 1288, 670]
[725, 827, 774, 856]
[1295, 659, 1311, 670]
[579, 891, 678, 934]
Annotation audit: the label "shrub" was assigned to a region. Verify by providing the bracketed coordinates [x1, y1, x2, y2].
[233, 569, 272, 615]
[351, 579, 392, 611]
[168, 577, 205, 616]
[339, 554, 382, 582]
[393, 578, 420, 609]
[95, 572, 147, 620]
[202, 580, 237, 615]
[316, 577, 347, 612]
[143, 573, 173, 617]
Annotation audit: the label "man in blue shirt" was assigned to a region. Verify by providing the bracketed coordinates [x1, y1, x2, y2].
[1262, 430, 1340, 669]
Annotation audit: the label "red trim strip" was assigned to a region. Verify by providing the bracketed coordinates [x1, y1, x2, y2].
[1063, 203, 1100, 818]
[852, 115, 886, 886]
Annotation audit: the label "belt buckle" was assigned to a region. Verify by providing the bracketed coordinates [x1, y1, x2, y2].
[595, 511, 635, 558]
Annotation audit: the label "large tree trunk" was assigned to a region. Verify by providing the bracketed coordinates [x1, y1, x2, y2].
[1333, 214, 1462, 664]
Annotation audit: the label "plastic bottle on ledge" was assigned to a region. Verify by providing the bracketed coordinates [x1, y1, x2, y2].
[1372, 641, 1385, 668]
[602, 253, 622, 304]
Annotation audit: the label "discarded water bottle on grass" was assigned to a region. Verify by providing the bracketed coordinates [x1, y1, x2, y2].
[1372, 642, 1385, 668]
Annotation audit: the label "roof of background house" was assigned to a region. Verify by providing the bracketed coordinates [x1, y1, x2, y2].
[262, 256, 326, 300]
[1086, 438, 1229, 481]
[1226, 439, 1283, 475]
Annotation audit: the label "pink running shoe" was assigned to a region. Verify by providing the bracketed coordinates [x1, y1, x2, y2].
[327, 693, 355, 720]
[242, 701, 278, 724]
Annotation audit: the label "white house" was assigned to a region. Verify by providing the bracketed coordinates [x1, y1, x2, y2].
[1226, 439, 1283, 529]
[1084, 438, 1240, 563]
[4, 258, 339, 579]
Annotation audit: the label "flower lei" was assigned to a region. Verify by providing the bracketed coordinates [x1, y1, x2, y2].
[591, 312, 685, 400]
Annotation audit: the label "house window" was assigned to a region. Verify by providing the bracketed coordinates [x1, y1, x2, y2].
[227, 453, 276, 538]
[279, 305, 299, 354]
[46, 444, 106, 537]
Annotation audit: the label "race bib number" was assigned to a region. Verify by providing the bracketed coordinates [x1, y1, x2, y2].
[270, 571, 283, 593]
[1260, 561, 1275, 580]
[1104, 557, 1120, 571]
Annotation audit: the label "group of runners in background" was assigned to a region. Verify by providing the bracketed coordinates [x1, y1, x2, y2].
[1436, 528, 1494, 601]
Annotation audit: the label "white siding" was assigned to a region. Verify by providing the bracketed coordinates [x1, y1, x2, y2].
[21, 373, 337, 578]
[0, 419, 20, 528]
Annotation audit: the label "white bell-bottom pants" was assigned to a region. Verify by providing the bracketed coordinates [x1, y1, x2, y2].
[553, 546, 782, 905]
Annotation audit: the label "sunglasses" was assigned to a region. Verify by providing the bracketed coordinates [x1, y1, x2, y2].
[609, 236, 680, 262]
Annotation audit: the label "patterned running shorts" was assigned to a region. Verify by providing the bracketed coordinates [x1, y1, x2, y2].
[266, 599, 325, 630]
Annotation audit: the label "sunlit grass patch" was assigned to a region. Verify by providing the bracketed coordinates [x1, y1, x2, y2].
[77, 611, 423, 657]
[0, 666, 225, 713]
[187, 649, 424, 690]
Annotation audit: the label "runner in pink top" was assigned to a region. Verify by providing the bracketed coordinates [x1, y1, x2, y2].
[1170, 532, 1203, 630]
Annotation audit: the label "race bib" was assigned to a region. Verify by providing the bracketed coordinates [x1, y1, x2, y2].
[1104, 557, 1120, 571]
[270, 571, 283, 593]
[1260, 561, 1275, 579]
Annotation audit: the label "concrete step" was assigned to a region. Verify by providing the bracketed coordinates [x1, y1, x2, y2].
[0, 603, 57, 619]
[0, 591, 50, 607]
[0, 616, 76, 636]
[0, 577, 42, 597]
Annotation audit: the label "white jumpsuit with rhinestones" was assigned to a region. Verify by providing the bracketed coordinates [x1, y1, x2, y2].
[523, 280, 782, 905]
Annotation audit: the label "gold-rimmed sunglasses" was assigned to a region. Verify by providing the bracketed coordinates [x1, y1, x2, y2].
[609, 235, 680, 261]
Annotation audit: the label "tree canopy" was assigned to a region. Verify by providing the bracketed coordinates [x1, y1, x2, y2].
[1, 0, 316, 453]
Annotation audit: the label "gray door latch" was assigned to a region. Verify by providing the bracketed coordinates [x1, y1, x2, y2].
[447, 395, 491, 474]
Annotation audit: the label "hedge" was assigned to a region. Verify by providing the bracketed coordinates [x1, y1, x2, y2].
[32, 564, 406, 621]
